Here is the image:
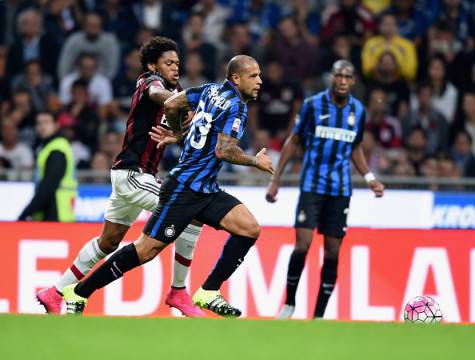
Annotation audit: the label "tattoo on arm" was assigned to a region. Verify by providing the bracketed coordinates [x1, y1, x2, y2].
[148, 86, 174, 106]
[164, 91, 191, 135]
[215, 133, 257, 166]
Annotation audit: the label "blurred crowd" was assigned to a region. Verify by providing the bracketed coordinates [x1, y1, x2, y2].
[1, 0, 475, 183]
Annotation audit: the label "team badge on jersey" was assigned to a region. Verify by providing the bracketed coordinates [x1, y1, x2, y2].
[348, 112, 355, 126]
[232, 118, 241, 132]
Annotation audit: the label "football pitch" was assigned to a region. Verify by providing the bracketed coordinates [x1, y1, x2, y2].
[0, 315, 473, 360]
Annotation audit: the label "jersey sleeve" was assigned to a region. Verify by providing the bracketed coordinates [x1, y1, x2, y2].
[352, 109, 366, 148]
[143, 73, 165, 95]
[293, 99, 312, 141]
[220, 102, 247, 139]
[186, 84, 209, 110]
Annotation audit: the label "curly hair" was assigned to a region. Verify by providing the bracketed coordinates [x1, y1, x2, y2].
[139, 36, 179, 72]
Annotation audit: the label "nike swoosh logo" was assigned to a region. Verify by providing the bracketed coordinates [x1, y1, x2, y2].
[319, 114, 330, 120]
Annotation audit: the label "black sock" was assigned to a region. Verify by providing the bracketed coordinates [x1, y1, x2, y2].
[75, 243, 140, 298]
[202, 235, 256, 291]
[285, 249, 307, 306]
[314, 258, 338, 318]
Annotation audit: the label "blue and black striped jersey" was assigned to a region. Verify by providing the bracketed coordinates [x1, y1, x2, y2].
[170, 80, 247, 193]
[294, 89, 366, 196]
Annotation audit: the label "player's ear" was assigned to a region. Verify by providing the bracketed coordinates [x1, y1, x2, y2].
[232, 73, 240, 86]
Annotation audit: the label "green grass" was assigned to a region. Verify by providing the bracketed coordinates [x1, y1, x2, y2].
[0, 315, 474, 360]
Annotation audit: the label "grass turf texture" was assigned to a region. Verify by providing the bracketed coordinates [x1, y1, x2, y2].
[0, 315, 473, 360]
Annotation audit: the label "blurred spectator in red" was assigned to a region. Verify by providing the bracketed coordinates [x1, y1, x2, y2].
[58, 78, 100, 154]
[321, 0, 376, 47]
[0, 117, 33, 172]
[405, 126, 430, 174]
[181, 11, 217, 80]
[58, 12, 120, 79]
[249, 61, 303, 147]
[7, 8, 59, 79]
[451, 130, 475, 176]
[366, 88, 402, 148]
[59, 53, 112, 121]
[380, 0, 429, 45]
[192, 0, 230, 48]
[427, 54, 458, 124]
[362, 13, 418, 82]
[11, 59, 54, 113]
[97, 0, 139, 52]
[367, 52, 410, 118]
[180, 50, 208, 89]
[267, 16, 319, 84]
[43, 0, 81, 46]
[461, 91, 475, 155]
[403, 82, 448, 154]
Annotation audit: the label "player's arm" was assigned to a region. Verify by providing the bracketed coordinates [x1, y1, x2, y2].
[265, 133, 301, 203]
[215, 133, 273, 174]
[148, 85, 174, 106]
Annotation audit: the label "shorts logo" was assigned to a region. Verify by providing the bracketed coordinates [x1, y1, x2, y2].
[164, 225, 176, 238]
[298, 210, 306, 223]
[344, 208, 349, 214]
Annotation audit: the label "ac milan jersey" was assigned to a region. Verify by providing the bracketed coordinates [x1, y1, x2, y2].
[113, 72, 180, 175]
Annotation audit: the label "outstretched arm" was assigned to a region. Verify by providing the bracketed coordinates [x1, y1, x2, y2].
[215, 133, 273, 174]
[266, 133, 301, 202]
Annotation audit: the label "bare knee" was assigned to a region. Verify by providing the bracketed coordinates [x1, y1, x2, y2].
[98, 233, 123, 254]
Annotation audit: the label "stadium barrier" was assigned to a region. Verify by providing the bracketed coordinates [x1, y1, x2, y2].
[1, 222, 474, 322]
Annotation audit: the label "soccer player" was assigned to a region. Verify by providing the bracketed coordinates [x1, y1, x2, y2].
[37, 36, 205, 317]
[266, 60, 385, 319]
[62, 55, 273, 317]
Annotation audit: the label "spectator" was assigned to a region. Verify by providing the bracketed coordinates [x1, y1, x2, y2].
[367, 52, 410, 118]
[405, 126, 430, 174]
[366, 88, 402, 148]
[360, 129, 391, 174]
[220, 22, 263, 64]
[428, 54, 458, 124]
[451, 130, 475, 176]
[267, 16, 319, 83]
[59, 53, 112, 120]
[11, 59, 54, 113]
[0, 117, 33, 171]
[57, 12, 120, 79]
[192, 0, 230, 48]
[438, 153, 460, 179]
[180, 50, 208, 89]
[7, 88, 36, 146]
[89, 151, 111, 182]
[249, 61, 303, 145]
[6, 8, 59, 79]
[363, 0, 390, 15]
[280, 0, 320, 45]
[321, 0, 376, 47]
[98, 130, 122, 161]
[462, 91, 475, 154]
[181, 11, 217, 80]
[404, 82, 448, 154]
[426, 19, 462, 65]
[381, 0, 429, 44]
[43, 0, 80, 46]
[362, 13, 418, 82]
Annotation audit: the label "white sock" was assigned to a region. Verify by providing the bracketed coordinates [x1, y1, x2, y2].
[172, 224, 201, 288]
[55, 237, 107, 292]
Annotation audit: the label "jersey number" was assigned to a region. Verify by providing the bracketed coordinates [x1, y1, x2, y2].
[190, 100, 213, 150]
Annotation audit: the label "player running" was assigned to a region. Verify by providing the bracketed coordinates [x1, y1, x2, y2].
[37, 36, 205, 317]
[61, 55, 273, 317]
[266, 60, 385, 319]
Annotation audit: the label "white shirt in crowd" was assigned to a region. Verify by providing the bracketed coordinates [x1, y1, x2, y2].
[59, 72, 112, 106]
[0, 142, 34, 169]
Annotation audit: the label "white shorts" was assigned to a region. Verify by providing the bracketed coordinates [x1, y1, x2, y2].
[104, 169, 160, 226]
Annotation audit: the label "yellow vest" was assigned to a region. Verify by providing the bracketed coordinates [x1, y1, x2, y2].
[34, 137, 77, 222]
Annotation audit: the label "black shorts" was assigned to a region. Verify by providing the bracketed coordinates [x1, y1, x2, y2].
[294, 192, 350, 238]
[144, 175, 242, 243]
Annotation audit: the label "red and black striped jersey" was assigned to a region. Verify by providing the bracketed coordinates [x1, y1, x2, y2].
[112, 72, 181, 175]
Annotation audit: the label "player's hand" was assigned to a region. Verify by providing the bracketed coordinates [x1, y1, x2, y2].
[266, 180, 279, 203]
[149, 126, 181, 149]
[368, 180, 384, 197]
[255, 148, 274, 175]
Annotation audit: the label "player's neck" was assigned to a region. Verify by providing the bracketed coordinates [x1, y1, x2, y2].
[330, 92, 349, 107]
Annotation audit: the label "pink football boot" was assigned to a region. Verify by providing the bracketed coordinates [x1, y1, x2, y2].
[165, 288, 205, 317]
[37, 287, 63, 314]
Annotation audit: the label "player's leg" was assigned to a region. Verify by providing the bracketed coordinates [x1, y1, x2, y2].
[313, 195, 350, 318]
[192, 193, 257, 317]
[277, 192, 319, 319]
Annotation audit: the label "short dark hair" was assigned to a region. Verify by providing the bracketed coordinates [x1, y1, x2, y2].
[72, 78, 89, 90]
[36, 111, 58, 123]
[139, 36, 179, 72]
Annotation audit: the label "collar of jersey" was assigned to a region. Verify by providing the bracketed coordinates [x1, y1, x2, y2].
[222, 79, 240, 97]
[325, 88, 353, 109]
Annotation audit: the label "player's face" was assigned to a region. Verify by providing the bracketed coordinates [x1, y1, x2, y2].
[331, 67, 355, 98]
[236, 61, 262, 101]
[151, 50, 180, 86]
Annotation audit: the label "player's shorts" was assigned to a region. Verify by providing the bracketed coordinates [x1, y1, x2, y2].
[294, 192, 350, 238]
[104, 169, 160, 226]
[144, 175, 242, 243]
